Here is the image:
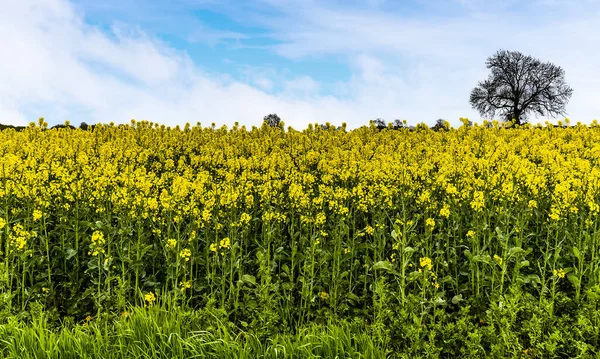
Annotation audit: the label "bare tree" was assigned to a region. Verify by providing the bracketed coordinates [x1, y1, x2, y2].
[470, 50, 573, 125]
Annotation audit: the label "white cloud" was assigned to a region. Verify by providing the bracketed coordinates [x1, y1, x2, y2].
[1, 0, 599, 130]
[0, 0, 352, 129]
[283, 76, 320, 97]
[240, 0, 600, 124]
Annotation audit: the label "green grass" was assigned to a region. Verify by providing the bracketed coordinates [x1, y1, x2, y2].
[0, 306, 385, 359]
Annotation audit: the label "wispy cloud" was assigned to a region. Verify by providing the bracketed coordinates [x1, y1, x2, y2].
[1, 0, 599, 129]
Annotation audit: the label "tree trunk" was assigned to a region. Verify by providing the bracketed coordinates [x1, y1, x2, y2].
[512, 109, 521, 125]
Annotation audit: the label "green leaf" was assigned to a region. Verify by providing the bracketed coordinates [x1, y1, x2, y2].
[523, 274, 541, 285]
[347, 292, 360, 303]
[241, 274, 256, 286]
[373, 260, 393, 271]
[463, 249, 473, 260]
[140, 245, 154, 257]
[407, 271, 422, 282]
[567, 273, 580, 288]
[65, 248, 77, 260]
[434, 297, 446, 306]
[472, 254, 491, 264]
[507, 246, 524, 258]
[573, 247, 582, 260]
[451, 294, 463, 304]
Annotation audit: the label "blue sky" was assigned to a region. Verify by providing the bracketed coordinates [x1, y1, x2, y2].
[2, 0, 600, 129]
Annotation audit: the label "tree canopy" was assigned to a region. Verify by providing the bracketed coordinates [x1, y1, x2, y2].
[470, 50, 573, 125]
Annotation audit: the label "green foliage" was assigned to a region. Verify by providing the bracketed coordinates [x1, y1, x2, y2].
[0, 122, 599, 356]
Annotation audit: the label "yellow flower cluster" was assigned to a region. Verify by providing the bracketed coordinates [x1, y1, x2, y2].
[179, 248, 192, 261]
[33, 210, 43, 222]
[425, 218, 435, 229]
[8, 223, 36, 253]
[179, 280, 192, 292]
[220, 237, 231, 250]
[553, 268, 566, 279]
[420, 257, 433, 271]
[89, 231, 106, 256]
[1, 119, 600, 305]
[0, 120, 596, 239]
[439, 204, 450, 218]
[166, 238, 177, 249]
[209, 237, 231, 255]
[144, 291, 156, 305]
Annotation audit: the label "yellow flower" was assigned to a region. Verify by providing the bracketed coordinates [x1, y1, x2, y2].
[528, 200, 537, 209]
[0, 218, 5, 230]
[588, 202, 599, 214]
[470, 191, 485, 212]
[179, 280, 192, 292]
[553, 268, 566, 279]
[219, 237, 231, 249]
[343, 248, 351, 254]
[239, 212, 252, 226]
[364, 225, 374, 235]
[493, 254, 503, 266]
[33, 210, 43, 221]
[420, 257, 433, 271]
[89, 230, 106, 256]
[439, 204, 450, 218]
[425, 218, 435, 229]
[549, 207, 561, 221]
[179, 248, 192, 261]
[210, 243, 218, 253]
[144, 291, 156, 305]
[166, 238, 177, 249]
[315, 212, 327, 226]
[466, 230, 476, 238]
[91, 231, 105, 246]
[9, 223, 35, 253]
[319, 291, 329, 301]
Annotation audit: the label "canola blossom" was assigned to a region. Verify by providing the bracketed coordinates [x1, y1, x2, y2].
[0, 119, 600, 349]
